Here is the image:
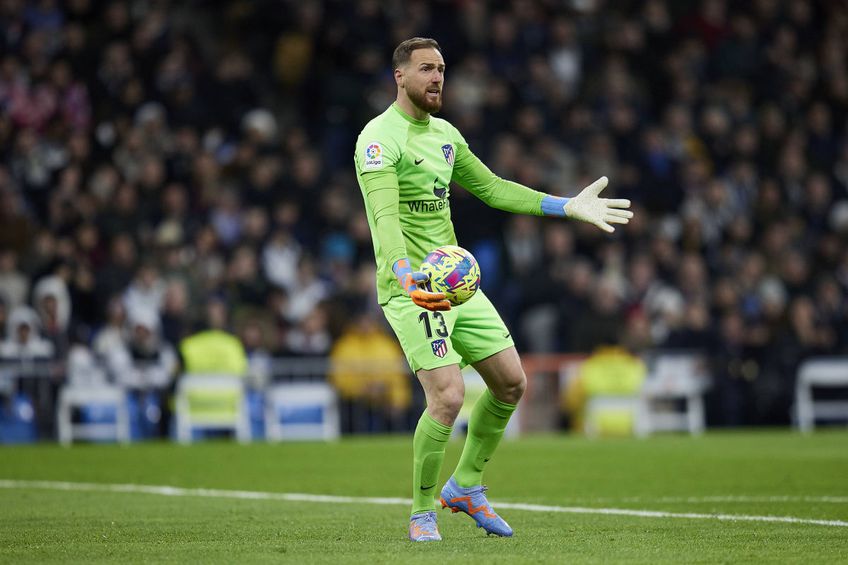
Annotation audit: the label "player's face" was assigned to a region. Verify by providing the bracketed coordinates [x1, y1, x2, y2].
[403, 48, 445, 114]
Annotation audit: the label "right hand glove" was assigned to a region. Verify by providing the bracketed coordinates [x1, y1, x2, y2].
[563, 176, 633, 233]
[394, 259, 451, 312]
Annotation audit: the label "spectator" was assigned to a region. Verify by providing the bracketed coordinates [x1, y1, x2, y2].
[104, 306, 178, 437]
[571, 277, 625, 353]
[225, 244, 268, 308]
[0, 250, 28, 308]
[104, 307, 174, 389]
[123, 262, 166, 316]
[179, 299, 247, 377]
[262, 227, 302, 292]
[32, 273, 71, 358]
[562, 344, 647, 436]
[284, 256, 329, 324]
[160, 279, 191, 348]
[0, 305, 54, 361]
[0, 305, 57, 438]
[329, 311, 410, 432]
[285, 304, 331, 357]
[92, 296, 128, 363]
[236, 313, 275, 389]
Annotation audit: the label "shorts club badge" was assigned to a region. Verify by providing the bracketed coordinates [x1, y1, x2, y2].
[432, 339, 448, 358]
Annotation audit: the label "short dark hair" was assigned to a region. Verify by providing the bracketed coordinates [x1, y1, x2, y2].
[392, 37, 442, 70]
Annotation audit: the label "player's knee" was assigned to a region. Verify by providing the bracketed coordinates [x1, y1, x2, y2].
[432, 388, 464, 423]
[444, 390, 465, 420]
[498, 373, 526, 405]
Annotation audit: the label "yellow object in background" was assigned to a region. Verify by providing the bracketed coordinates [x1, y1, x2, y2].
[329, 315, 410, 411]
[564, 346, 646, 436]
[180, 330, 248, 376]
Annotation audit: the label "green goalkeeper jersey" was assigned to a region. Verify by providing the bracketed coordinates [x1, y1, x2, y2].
[355, 103, 548, 305]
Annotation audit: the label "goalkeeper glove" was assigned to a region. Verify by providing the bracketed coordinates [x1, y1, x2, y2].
[393, 258, 451, 312]
[542, 176, 633, 233]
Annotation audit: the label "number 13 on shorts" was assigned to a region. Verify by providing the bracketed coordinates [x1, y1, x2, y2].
[382, 290, 513, 373]
[419, 311, 449, 339]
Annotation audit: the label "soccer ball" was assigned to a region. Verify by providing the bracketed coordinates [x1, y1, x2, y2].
[419, 245, 481, 306]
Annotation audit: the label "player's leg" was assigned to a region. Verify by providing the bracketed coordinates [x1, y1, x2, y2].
[381, 296, 464, 541]
[407, 362, 465, 542]
[454, 346, 525, 487]
[438, 290, 519, 536]
[411, 364, 464, 515]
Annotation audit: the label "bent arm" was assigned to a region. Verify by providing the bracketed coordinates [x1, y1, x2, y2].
[361, 169, 409, 268]
[360, 168, 450, 310]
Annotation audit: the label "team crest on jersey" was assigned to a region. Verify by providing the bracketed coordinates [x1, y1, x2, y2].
[441, 144, 454, 166]
[433, 178, 447, 199]
[432, 339, 448, 358]
[364, 142, 383, 170]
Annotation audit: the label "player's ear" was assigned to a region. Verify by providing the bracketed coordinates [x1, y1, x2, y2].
[394, 68, 404, 88]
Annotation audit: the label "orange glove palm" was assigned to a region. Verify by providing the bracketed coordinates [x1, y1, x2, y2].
[393, 259, 451, 312]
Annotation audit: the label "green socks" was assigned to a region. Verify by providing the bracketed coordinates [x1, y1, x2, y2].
[453, 389, 517, 488]
[410, 391, 517, 514]
[411, 411, 453, 515]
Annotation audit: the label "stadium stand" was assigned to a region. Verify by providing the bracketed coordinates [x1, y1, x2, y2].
[0, 0, 847, 441]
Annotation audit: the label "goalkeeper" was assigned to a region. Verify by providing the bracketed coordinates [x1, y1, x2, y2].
[354, 37, 632, 542]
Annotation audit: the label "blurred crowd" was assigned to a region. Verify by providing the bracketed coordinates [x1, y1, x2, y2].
[1, 0, 847, 431]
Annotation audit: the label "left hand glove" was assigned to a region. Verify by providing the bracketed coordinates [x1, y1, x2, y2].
[393, 258, 451, 311]
[564, 176, 633, 233]
[401, 272, 451, 312]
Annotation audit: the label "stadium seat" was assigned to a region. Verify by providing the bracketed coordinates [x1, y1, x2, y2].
[57, 348, 130, 445]
[794, 357, 848, 433]
[583, 395, 648, 438]
[264, 382, 340, 441]
[174, 375, 250, 443]
[640, 353, 709, 436]
[57, 385, 130, 446]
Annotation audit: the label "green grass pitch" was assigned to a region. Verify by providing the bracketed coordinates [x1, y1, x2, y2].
[1, 430, 847, 563]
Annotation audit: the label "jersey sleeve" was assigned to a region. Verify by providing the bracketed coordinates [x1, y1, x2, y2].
[356, 133, 409, 267]
[450, 130, 546, 216]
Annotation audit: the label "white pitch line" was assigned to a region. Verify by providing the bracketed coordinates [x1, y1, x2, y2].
[1, 480, 847, 528]
[616, 495, 848, 504]
[554, 495, 848, 505]
[493, 502, 848, 528]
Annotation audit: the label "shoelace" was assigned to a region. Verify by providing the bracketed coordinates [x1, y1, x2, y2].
[413, 513, 437, 527]
[461, 484, 488, 496]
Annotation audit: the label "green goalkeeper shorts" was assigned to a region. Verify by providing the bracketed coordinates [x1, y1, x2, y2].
[381, 289, 515, 373]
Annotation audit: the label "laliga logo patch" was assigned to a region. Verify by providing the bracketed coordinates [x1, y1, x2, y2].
[441, 144, 454, 166]
[364, 142, 383, 170]
[431, 339, 448, 358]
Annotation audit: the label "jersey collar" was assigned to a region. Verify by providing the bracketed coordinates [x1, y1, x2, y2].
[391, 102, 430, 126]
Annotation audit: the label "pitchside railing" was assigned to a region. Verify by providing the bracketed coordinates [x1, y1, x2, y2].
[2, 353, 843, 443]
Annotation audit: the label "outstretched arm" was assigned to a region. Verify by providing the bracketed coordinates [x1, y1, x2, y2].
[452, 144, 632, 232]
[450, 143, 547, 215]
[361, 169, 451, 312]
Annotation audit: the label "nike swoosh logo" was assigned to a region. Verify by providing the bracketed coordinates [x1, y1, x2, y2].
[503, 333, 511, 339]
[420, 483, 436, 491]
[414, 158, 424, 165]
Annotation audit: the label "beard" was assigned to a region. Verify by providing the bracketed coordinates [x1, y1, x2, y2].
[408, 85, 442, 114]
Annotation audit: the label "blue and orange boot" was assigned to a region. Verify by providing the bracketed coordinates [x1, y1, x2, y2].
[408, 511, 442, 542]
[439, 476, 513, 537]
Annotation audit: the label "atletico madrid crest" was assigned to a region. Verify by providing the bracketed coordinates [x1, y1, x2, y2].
[432, 339, 448, 358]
[441, 144, 454, 166]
